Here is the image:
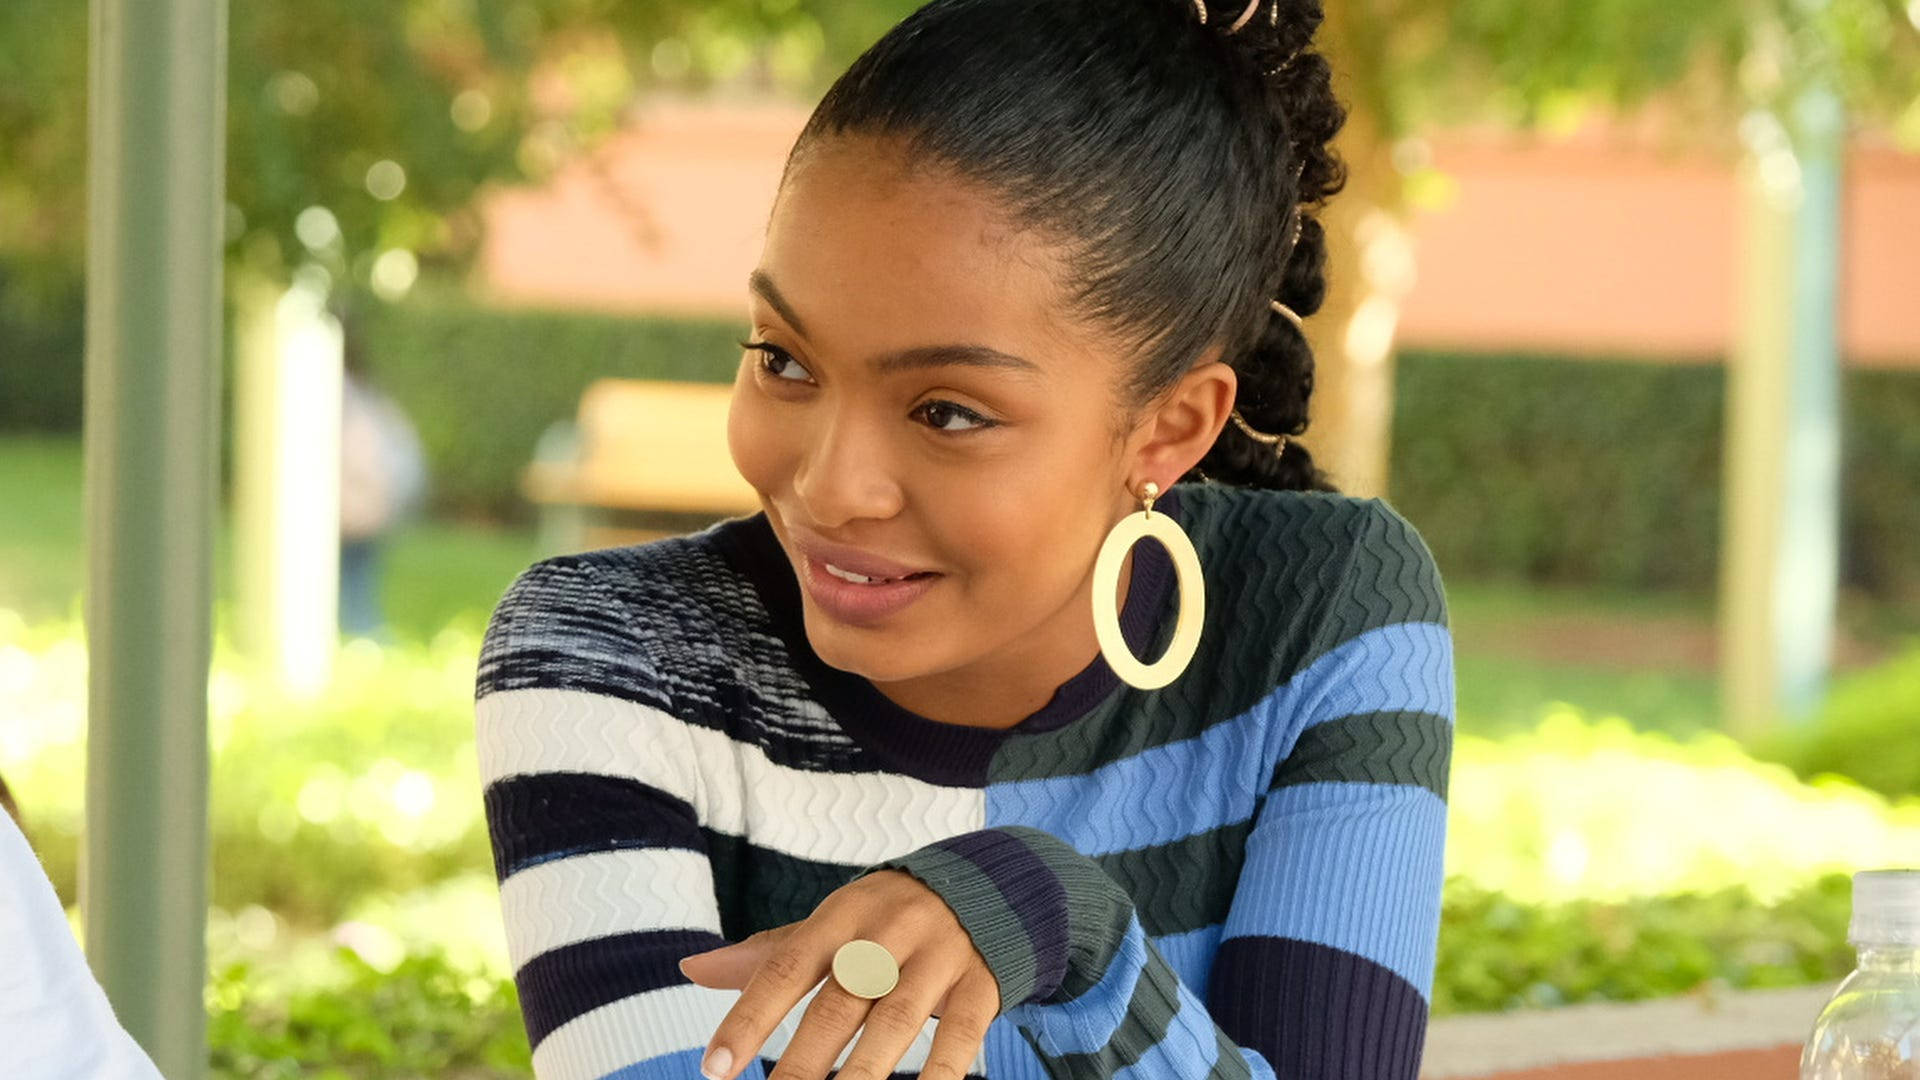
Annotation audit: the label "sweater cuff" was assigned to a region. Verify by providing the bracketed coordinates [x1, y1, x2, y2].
[855, 826, 1095, 1011]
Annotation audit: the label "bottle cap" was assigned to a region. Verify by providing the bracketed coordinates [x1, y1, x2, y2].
[1850, 869, 1920, 946]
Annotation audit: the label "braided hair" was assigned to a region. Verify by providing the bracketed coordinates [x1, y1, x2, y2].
[788, 0, 1347, 492]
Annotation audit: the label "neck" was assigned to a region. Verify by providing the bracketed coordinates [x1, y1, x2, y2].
[867, 545, 1137, 730]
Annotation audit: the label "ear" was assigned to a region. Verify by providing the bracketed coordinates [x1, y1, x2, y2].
[1127, 357, 1235, 487]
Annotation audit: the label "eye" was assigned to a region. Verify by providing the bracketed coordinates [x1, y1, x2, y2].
[740, 339, 813, 383]
[913, 400, 997, 433]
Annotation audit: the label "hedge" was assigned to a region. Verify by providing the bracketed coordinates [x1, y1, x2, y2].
[1387, 350, 1920, 602]
[351, 291, 743, 518]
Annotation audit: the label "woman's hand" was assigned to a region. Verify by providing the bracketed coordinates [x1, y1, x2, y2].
[677, 868, 1003, 1080]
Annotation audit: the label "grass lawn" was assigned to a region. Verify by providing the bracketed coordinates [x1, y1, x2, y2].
[0, 433, 537, 642]
[0, 432, 1755, 737]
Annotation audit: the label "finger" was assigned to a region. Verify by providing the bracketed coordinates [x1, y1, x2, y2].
[914, 971, 1000, 1080]
[682, 926, 796, 989]
[764, 975, 879, 1080]
[822, 969, 950, 1080]
[702, 921, 846, 1079]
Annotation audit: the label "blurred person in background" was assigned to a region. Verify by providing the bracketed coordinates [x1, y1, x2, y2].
[337, 304, 427, 640]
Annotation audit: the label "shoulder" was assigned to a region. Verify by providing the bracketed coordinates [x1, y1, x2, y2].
[474, 515, 771, 704]
[1174, 481, 1448, 672]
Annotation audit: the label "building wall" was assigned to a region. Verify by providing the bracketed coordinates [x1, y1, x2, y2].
[475, 96, 1920, 366]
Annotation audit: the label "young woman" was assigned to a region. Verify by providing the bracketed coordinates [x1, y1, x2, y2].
[475, 0, 1453, 1077]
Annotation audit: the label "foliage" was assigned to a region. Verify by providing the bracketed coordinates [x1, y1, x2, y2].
[1, 0, 578, 293]
[1433, 873, 1856, 1014]
[4, 622, 495, 926]
[1448, 707, 1920, 906]
[9, 612, 1920, 921]
[1388, 351, 1920, 605]
[0, 258, 84, 432]
[1755, 638, 1920, 802]
[4, 612, 1913, 1053]
[208, 946, 529, 1079]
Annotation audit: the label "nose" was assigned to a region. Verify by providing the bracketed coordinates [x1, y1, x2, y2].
[790, 404, 905, 529]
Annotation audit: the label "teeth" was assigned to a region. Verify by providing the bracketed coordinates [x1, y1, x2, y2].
[825, 561, 895, 585]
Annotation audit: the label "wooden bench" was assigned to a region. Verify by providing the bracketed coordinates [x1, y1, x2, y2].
[522, 378, 759, 552]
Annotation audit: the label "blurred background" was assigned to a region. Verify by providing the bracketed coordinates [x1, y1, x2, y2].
[1, 0, 1917, 1076]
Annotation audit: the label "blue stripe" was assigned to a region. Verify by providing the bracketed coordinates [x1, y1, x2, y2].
[1111, 985, 1223, 1080]
[1236, 1045, 1281, 1079]
[1005, 912, 1152, 1058]
[1150, 922, 1223, 997]
[989, 622, 1453, 855]
[1222, 781, 1447, 998]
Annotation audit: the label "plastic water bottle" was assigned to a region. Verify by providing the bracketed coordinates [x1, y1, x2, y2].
[1802, 869, 1920, 1079]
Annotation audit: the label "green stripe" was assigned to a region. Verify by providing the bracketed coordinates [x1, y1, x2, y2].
[992, 487, 1448, 785]
[1092, 817, 1251, 938]
[1040, 949, 1186, 1073]
[704, 830, 857, 938]
[858, 842, 1042, 1010]
[1270, 710, 1453, 803]
[997, 826, 1139, 1002]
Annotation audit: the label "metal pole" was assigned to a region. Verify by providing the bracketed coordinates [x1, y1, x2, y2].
[82, 0, 227, 1073]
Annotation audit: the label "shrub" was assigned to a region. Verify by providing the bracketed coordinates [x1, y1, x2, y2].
[208, 947, 529, 1079]
[1754, 639, 1920, 802]
[1432, 873, 1854, 1015]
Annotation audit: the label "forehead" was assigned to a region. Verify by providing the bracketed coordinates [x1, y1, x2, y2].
[757, 136, 1104, 366]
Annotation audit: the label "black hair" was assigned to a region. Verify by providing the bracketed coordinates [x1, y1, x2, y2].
[788, 0, 1346, 492]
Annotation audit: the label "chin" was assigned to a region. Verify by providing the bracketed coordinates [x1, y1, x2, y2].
[802, 608, 934, 682]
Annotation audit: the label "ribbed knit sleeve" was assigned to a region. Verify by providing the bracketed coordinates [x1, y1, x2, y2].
[858, 498, 1453, 1079]
[475, 557, 774, 1080]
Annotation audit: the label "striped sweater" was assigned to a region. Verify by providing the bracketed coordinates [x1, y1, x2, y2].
[474, 480, 1454, 1080]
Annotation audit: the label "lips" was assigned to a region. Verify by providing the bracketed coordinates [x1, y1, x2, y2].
[783, 522, 944, 625]
[787, 525, 937, 581]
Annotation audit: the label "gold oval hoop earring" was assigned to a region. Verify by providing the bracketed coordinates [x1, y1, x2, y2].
[1090, 481, 1206, 690]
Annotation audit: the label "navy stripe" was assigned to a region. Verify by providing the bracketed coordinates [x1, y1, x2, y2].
[515, 927, 724, 1048]
[484, 772, 706, 880]
[1206, 935, 1428, 1080]
[934, 829, 1074, 1003]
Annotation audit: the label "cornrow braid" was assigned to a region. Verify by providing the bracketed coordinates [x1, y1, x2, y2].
[1187, 0, 1346, 492]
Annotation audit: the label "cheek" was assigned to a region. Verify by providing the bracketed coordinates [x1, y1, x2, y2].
[726, 374, 793, 495]
[939, 479, 1093, 604]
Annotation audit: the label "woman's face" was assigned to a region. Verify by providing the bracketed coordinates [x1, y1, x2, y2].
[727, 134, 1229, 687]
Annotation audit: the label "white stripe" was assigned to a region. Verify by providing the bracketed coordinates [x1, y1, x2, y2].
[499, 848, 721, 970]
[477, 687, 985, 866]
[532, 980, 990, 1080]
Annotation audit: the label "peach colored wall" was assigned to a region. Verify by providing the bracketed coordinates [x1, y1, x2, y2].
[475, 97, 1920, 366]
[1398, 125, 1920, 366]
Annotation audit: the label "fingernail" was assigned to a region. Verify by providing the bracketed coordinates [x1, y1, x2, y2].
[677, 958, 691, 978]
[700, 1046, 732, 1079]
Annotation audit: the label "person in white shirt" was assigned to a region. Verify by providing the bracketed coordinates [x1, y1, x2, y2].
[0, 800, 165, 1080]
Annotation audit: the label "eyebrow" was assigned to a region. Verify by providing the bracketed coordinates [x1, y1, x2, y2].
[749, 269, 1042, 376]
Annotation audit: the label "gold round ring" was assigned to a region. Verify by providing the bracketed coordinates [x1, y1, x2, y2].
[831, 938, 900, 1000]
